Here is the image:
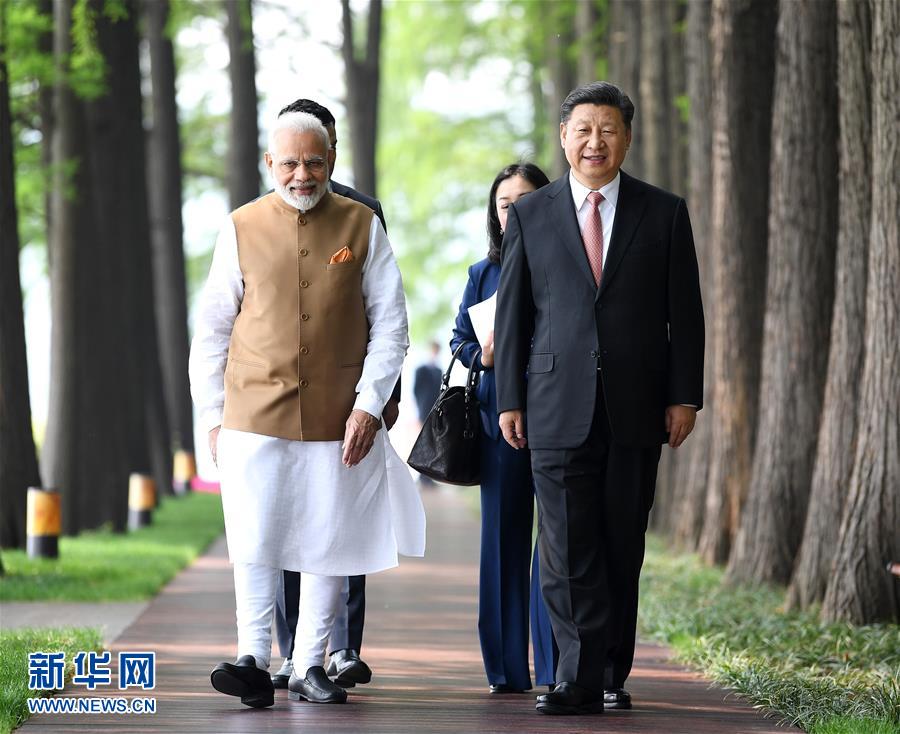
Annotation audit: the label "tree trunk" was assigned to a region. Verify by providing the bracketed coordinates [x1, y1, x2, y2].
[341, 0, 382, 198]
[638, 0, 670, 190]
[145, 0, 195, 467]
[43, 0, 112, 535]
[607, 0, 642, 178]
[85, 0, 171, 514]
[667, 0, 688, 198]
[673, 0, 713, 552]
[727, 0, 838, 586]
[787, 0, 872, 611]
[575, 0, 600, 85]
[820, 0, 899, 625]
[697, 0, 777, 565]
[0, 6, 41, 549]
[38, 0, 54, 241]
[226, 0, 259, 208]
[543, 0, 575, 179]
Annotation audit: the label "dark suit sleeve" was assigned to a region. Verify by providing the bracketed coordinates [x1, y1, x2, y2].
[494, 204, 533, 414]
[450, 265, 485, 371]
[666, 198, 705, 408]
[374, 201, 387, 235]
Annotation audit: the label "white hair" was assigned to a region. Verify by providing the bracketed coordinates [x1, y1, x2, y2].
[267, 111, 329, 155]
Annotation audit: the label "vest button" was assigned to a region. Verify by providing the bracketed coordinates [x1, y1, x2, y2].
[299, 346, 309, 355]
[299, 379, 309, 388]
[300, 280, 309, 288]
[300, 313, 309, 321]
[298, 215, 306, 225]
[299, 248, 309, 256]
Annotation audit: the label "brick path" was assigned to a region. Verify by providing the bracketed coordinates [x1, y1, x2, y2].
[21, 488, 796, 733]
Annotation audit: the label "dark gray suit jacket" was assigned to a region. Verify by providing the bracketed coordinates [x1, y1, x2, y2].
[494, 170, 704, 448]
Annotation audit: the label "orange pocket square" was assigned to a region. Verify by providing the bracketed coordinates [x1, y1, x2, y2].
[329, 246, 354, 264]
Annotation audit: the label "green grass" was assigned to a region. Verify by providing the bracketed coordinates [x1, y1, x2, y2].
[639, 535, 900, 734]
[0, 627, 103, 734]
[0, 492, 224, 601]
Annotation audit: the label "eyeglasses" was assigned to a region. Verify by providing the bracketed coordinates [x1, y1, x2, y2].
[278, 158, 327, 174]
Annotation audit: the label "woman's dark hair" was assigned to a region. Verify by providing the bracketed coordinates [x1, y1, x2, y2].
[486, 162, 550, 264]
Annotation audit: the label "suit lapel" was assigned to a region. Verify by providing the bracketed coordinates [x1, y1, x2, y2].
[547, 175, 597, 291]
[598, 170, 647, 299]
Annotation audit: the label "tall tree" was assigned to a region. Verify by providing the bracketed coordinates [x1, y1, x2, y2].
[85, 0, 171, 514]
[226, 0, 259, 208]
[788, 0, 872, 610]
[606, 0, 642, 178]
[43, 0, 118, 534]
[673, 0, 712, 551]
[543, 0, 575, 178]
[638, 0, 670, 189]
[145, 0, 194, 475]
[574, 0, 601, 84]
[728, 0, 838, 586]
[341, 0, 382, 197]
[667, 0, 687, 197]
[697, 0, 777, 565]
[821, 0, 899, 625]
[0, 2, 41, 549]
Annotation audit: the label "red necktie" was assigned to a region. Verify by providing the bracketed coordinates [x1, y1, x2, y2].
[583, 190, 605, 286]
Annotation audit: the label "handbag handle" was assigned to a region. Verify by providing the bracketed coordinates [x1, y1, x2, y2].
[441, 342, 482, 394]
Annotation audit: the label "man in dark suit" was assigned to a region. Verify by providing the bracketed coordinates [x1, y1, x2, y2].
[495, 82, 704, 716]
[412, 341, 443, 426]
[269, 98, 399, 691]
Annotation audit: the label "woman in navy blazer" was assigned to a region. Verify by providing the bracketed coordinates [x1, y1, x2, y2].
[451, 163, 557, 693]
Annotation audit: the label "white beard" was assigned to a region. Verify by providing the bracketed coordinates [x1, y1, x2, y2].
[273, 178, 326, 212]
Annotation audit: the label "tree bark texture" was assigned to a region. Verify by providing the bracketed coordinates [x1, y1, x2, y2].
[145, 0, 194, 462]
[226, 0, 260, 209]
[638, 0, 670, 190]
[43, 0, 114, 534]
[543, 0, 575, 179]
[667, 0, 688, 198]
[607, 0, 642, 178]
[787, 0, 872, 611]
[575, 0, 600, 85]
[673, 0, 712, 551]
[727, 0, 838, 586]
[821, 0, 899, 625]
[697, 0, 777, 565]
[0, 10, 41, 549]
[341, 0, 382, 198]
[86, 0, 171, 512]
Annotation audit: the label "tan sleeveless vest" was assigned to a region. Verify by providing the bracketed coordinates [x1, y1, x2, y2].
[222, 191, 375, 441]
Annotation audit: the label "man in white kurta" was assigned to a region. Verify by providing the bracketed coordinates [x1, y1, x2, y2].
[189, 112, 425, 708]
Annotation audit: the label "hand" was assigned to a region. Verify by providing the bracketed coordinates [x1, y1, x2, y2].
[480, 330, 495, 368]
[499, 410, 527, 449]
[382, 398, 399, 430]
[208, 425, 221, 466]
[665, 405, 696, 448]
[342, 409, 380, 467]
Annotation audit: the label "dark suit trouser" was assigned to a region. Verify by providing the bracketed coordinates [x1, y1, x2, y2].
[275, 572, 366, 658]
[530, 393, 660, 693]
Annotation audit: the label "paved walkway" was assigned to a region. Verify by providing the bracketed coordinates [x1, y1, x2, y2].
[20, 488, 795, 733]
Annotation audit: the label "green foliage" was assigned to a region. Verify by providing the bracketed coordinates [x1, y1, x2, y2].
[640, 535, 900, 732]
[0, 492, 224, 601]
[0, 627, 103, 734]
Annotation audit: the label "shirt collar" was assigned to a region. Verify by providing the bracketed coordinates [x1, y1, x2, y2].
[569, 169, 621, 211]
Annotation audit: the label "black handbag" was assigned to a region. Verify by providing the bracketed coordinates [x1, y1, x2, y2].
[407, 342, 482, 486]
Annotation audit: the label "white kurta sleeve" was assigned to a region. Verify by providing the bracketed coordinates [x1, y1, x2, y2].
[188, 216, 244, 433]
[354, 216, 409, 418]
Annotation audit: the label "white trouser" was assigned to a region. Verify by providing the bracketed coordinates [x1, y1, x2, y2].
[233, 563, 343, 674]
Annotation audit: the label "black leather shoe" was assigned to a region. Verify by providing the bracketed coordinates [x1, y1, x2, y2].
[489, 683, 528, 694]
[288, 666, 347, 704]
[271, 658, 292, 689]
[326, 649, 372, 688]
[536, 681, 604, 715]
[210, 655, 275, 708]
[604, 687, 632, 709]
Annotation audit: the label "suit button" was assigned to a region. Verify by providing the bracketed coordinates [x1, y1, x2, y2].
[299, 248, 309, 256]
[300, 313, 310, 321]
[299, 346, 309, 355]
[590, 350, 598, 358]
[299, 379, 309, 388]
[300, 280, 309, 288]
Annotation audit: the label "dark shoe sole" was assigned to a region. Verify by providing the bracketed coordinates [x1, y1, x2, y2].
[536, 700, 605, 715]
[288, 689, 347, 704]
[332, 664, 371, 686]
[210, 667, 274, 708]
[271, 674, 290, 690]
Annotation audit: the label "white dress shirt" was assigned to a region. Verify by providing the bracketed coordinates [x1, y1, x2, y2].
[570, 169, 621, 269]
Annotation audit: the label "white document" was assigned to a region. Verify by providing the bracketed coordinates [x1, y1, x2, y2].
[467, 292, 497, 348]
